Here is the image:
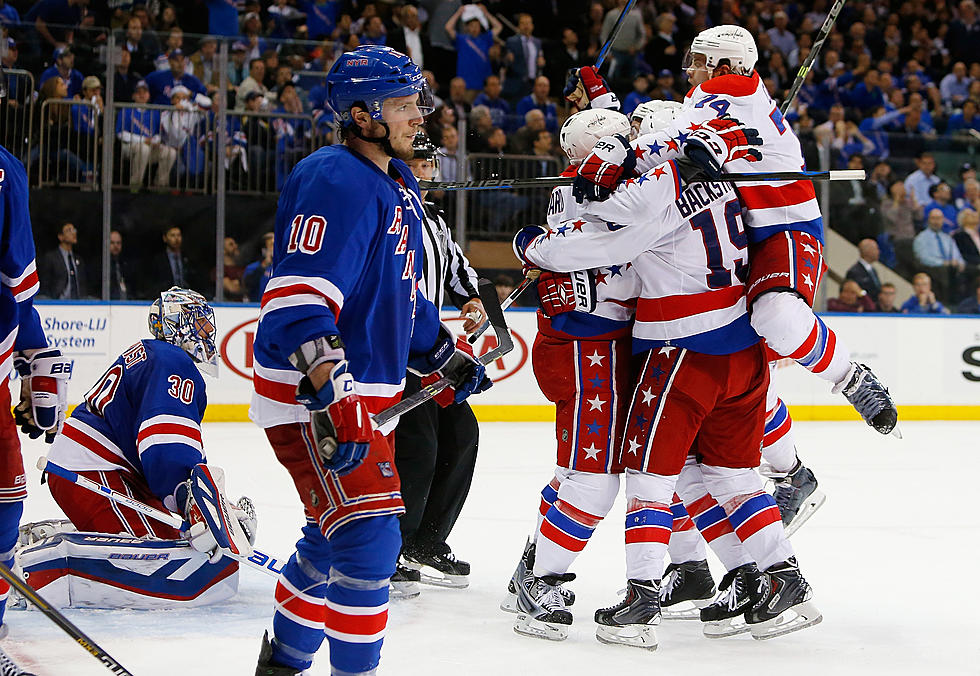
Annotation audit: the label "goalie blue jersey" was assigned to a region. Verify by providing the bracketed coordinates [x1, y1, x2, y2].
[46, 340, 208, 502]
[249, 145, 441, 433]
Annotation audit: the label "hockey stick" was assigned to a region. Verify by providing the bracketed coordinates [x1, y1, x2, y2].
[35, 458, 285, 580]
[372, 277, 513, 428]
[0, 562, 134, 676]
[780, 0, 847, 115]
[468, 269, 540, 344]
[420, 169, 865, 192]
[595, 0, 639, 69]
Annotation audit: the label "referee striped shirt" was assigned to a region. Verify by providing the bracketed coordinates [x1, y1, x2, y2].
[418, 201, 481, 310]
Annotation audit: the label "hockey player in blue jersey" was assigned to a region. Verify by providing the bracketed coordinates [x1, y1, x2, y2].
[18, 287, 256, 609]
[250, 45, 491, 676]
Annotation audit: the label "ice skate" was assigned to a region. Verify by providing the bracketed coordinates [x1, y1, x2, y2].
[700, 563, 760, 638]
[833, 362, 898, 436]
[769, 461, 826, 537]
[514, 572, 575, 641]
[659, 560, 716, 620]
[594, 579, 661, 650]
[403, 545, 470, 589]
[255, 630, 304, 676]
[16, 519, 75, 547]
[0, 644, 34, 676]
[746, 558, 822, 640]
[389, 557, 421, 599]
[501, 539, 574, 613]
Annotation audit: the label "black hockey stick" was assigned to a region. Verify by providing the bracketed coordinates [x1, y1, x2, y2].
[373, 278, 513, 428]
[0, 563, 134, 676]
[780, 0, 847, 115]
[420, 169, 864, 192]
[468, 269, 539, 344]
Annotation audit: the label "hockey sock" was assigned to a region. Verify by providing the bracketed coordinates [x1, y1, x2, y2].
[667, 496, 707, 564]
[535, 474, 562, 543]
[683, 494, 754, 572]
[271, 550, 328, 670]
[762, 395, 798, 474]
[324, 515, 400, 676]
[0, 501, 23, 629]
[534, 500, 601, 577]
[623, 470, 676, 581]
[789, 316, 851, 385]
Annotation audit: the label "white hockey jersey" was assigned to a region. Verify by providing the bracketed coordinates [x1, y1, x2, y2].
[526, 160, 759, 355]
[630, 71, 823, 244]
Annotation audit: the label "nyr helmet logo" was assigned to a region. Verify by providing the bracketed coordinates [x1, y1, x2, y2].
[348, 58, 370, 66]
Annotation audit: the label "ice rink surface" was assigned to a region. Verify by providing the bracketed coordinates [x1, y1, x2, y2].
[3, 420, 978, 676]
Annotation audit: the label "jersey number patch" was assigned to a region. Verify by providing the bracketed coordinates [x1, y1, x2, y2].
[688, 199, 748, 288]
[167, 376, 195, 404]
[286, 215, 327, 254]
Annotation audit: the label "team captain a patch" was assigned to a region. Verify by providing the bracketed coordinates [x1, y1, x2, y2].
[378, 462, 394, 478]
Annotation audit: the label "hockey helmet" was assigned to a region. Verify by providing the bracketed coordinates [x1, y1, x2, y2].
[148, 287, 218, 377]
[631, 100, 683, 136]
[685, 25, 758, 76]
[560, 109, 631, 164]
[409, 130, 440, 180]
[325, 45, 434, 127]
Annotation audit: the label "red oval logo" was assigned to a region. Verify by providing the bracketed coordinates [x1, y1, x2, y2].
[219, 317, 259, 380]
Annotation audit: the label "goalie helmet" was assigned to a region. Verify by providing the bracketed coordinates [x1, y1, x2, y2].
[148, 287, 218, 376]
[560, 108, 631, 164]
[630, 100, 684, 136]
[686, 25, 758, 76]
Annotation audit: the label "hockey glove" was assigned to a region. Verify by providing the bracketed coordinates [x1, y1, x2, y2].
[564, 66, 621, 111]
[410, 326, 492, 407]
[684, 115, 763, 178]
[295, 360, 373, 475]
[512, 224, 549, 266]
[174, 464, 254, 563]
[536, 270, 598, 318]
[573, 134, 636, 203]
[13, 348, 72, 443]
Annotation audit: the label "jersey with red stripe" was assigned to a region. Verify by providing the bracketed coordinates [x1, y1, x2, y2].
[46, 339, 207, 502]
[630, 71, 823, 245]
[525, 160, 759, 356]
[249, 146, 441, 432]
[0, 146, 48, 381]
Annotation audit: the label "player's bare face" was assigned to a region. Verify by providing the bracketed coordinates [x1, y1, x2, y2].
[686, 52, 711, 87]
[382, 94, 425, 159]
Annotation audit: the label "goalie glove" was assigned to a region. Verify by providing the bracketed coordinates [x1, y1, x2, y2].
[536, 270, 598, 318]
[563, 66, 620, 111]
[13, 348, 73, 443]
[573, 134, 636, 204]
[683, 115, 763, 179]
[409, 325, 492, 407]
[173, 464, 254, 563]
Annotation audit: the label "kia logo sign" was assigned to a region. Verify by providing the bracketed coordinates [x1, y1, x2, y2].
[219, 315, 531, 383]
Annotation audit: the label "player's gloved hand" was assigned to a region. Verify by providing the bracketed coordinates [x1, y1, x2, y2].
[410, 326, 492, 407]
[536, 270, 598, 318]
[174, 464, 254, 563]
[573, 134, 636, 204]
[683, 115, 763, 178]
[13, 348, 73, 444]
[563, 66, 621, 111]
[512, 224, 548, 266]
[296, 360, 373, 475]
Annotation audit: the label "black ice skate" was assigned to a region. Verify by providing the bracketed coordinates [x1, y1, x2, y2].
[255, 630, 302, 676]
[0, 643, 34, 676]
[594, 579, 661, 650]
[770, 461, 826, 537]
[389, 557, 421, 599]
[514, 572, 575, 641]
[700, 563, 761, 638]
[659, 560, 716, 620]
[403, 545, 470, 589]
[745, 558, 822, 640]
[501, 539, 574, 613]
[834, 362, 899, 436]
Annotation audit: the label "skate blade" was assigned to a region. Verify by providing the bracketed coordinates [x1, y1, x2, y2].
[500, 592, 519, 614]
[702, 616, 749, 638]
[661, 598, 713, 620]
[783, 490, 827, 538]
[890, 425, 903, 439]
[514, 614, 569, 641]
[595, 623, 658, 650]
[749, 600, 823, 640]
[389, 581, 421, 599]
[417, 569, 469, 589]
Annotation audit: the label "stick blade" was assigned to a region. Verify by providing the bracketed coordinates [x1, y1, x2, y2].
[476, 278, 514, 360]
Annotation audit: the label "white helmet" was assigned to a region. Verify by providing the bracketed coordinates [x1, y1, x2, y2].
[559, 109, 632, 164]
[687, 25, 758, 75]
[630, 100, 684, 136]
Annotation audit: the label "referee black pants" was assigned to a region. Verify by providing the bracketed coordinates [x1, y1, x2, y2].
[394, 373, 479, 556]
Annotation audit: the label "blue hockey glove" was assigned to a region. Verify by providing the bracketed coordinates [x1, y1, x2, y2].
[573, 134, 636, 203]
[512, 225, 548, 266]
[410, 326, 492, 407]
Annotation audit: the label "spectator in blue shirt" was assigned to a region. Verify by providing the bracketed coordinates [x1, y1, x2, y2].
[39, 46, 84, 98]
[904, 152, 942, 206]
[914, 209, 966, 302]
[472, 75, 512, 132]
[515, 76, 558, 134]
[145, 50, 211, 107]
[301, 0, 341, 41]
[954, 162, 977, 202]
[445, 3, 502, 91]
[244, 232, 275, 301]
[940, 61, 972, 109]
[622, 74, 651, 115]
[206, 0, 240, 37]
[845, 69, 885, 114]
[25, 0, 86, 52]
[901, 272, 949, 314]
[360, 16, 387, 46]
[947, 99, 980, 136]
[922, 183, 959, 233]
[0, 0, 20, 28]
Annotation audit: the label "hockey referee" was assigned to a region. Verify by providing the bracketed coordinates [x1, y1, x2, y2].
[394, 132, 485, 595]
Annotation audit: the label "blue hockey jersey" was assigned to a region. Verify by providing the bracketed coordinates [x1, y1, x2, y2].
[0, 146, 48, 381]
[46, 340, 208, 502]
[249, 145, 441, 433]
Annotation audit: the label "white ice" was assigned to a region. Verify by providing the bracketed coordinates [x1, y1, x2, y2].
[3, 421, 978, 675]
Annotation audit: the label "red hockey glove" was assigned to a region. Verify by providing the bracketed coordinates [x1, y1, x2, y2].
[563, 66, 621, 111]
[536, 270, 598, 318]
[13, 348, 72, 443]
[573, 134, 636, 203]
[684, 115, 763, 178]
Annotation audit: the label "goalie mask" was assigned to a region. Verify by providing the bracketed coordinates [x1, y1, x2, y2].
[148, 287, 218, 376]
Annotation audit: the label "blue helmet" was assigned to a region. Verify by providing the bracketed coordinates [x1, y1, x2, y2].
[325, 45, 433, 127]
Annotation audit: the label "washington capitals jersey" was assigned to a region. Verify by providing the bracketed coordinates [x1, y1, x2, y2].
[0, 146, 47, 381]
[631, 71, 823, 244]
[526, 160, 759, 356]
[249, 145, 441, 433]
[46, 340, 207, 502]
